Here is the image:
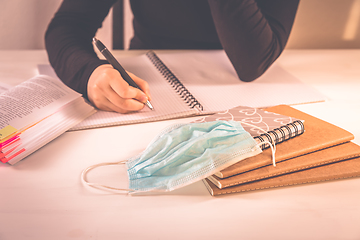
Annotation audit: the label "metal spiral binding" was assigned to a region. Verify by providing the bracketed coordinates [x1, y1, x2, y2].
[146, 51, 203, 111]
[254, 120, 305, 150]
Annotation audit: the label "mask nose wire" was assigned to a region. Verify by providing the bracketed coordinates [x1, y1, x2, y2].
[81, 160, 135, 193]
[238, 121, 277, 167]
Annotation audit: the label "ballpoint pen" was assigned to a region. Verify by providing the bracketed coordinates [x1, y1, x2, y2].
[92, 37, 154, 111]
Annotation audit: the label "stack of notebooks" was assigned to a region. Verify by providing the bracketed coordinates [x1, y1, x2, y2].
[202, 105, 360, 196]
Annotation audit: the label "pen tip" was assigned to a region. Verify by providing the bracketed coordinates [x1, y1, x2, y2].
[92, 37, 97, 42]
[146, 100, 154, 111]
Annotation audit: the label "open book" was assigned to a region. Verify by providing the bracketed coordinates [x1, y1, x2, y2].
[0, 75, 96, 165]
[40, 50, 326, 131]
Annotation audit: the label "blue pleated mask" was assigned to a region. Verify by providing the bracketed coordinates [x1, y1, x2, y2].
[82, 121, 263, 194]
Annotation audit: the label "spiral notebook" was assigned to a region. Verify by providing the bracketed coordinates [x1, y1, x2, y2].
[40, 50, 325, 130]
[191, 105, 304, 150]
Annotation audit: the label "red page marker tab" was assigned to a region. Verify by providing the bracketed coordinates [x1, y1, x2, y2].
[0, 135, 20, 149]
[0, 125, 18, 142]
[1, 148, 25, 163]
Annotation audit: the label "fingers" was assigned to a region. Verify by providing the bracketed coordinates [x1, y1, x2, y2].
[127, 71, 152, 101]
[87, 64, 151, 113]
[108, 74, 148, 104]
[103, 82, 147, 112]
[93, 93, 144, 114]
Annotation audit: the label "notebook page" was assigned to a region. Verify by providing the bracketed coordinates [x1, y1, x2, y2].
[156, 50, 326, 112]
[71, 55, 197, 130]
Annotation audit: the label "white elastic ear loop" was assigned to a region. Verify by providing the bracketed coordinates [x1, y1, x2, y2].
[81, 160, 134, 194]
[239, 121, 277, 167]
[253, 140, 277, 166]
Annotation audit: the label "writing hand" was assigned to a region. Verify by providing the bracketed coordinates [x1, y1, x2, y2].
[87, 64, 151, 113]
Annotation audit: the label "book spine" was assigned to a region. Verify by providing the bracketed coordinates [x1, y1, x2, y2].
[146, 51, 203, 111]
[254, 120, 305, 150]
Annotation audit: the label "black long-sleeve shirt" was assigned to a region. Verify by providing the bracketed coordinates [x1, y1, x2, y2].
[45, 0, 299, 99]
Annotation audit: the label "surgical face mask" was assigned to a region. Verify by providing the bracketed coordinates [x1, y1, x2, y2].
[82, 120, 264, 194]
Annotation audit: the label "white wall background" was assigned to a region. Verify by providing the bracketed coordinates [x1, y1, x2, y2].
[0, 0, 359, 50]
[0, 0, 112, 50]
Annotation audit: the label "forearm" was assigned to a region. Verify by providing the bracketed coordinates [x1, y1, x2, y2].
[207, 0, 299, 81]
[45, 0, 115, 99]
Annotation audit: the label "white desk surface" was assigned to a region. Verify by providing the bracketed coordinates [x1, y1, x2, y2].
[0, 49, 360, 240]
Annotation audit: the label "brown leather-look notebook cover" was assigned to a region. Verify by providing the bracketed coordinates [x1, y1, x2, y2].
[215, 105, 354, 178]
[208, 142, 360, 189]
[204, 154, 360, 196]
